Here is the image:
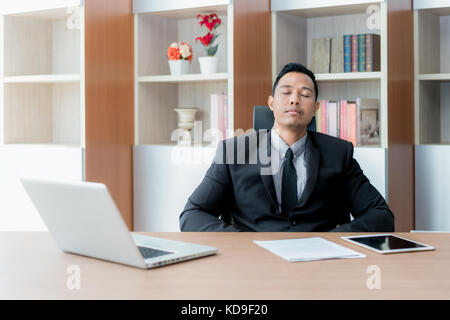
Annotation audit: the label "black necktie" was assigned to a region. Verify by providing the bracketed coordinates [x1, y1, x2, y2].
[282, 148, 297, 216]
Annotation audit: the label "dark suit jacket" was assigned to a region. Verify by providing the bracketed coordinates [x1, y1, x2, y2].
[180, 130, 394, 232]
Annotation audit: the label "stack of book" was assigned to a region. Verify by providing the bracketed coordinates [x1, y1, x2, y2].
[315, 98, 380, 146]
[310, 34, 380, 73]
[210, 93, 229, 140]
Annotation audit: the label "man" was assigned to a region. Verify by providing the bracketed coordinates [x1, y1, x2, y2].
[180, 62, 394, 232]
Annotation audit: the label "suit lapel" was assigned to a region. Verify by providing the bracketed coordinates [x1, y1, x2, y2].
[256, 130, 279, 213]
[297, 134, 320, 207]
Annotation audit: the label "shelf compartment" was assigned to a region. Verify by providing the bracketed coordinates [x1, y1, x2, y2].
[272, 9, 383, 79]
[3, 13, 81, 77]
[416, 10, 450, 74]
[3, 83, 81, 145]
[137, 81, 228, 145]
[137, 10, 228, 77]
[417, 80, 450, 144]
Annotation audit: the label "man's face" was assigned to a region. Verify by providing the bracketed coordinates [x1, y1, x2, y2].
[268, 72, 320, 130]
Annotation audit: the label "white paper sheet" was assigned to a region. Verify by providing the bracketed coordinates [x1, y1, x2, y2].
[254, 237, 366, 262]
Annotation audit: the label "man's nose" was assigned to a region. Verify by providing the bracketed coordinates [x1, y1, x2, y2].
[290, 97, 300, 105]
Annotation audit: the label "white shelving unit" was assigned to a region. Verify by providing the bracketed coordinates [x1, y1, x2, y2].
[414, 0, 450, 231]
[133, 0, 232, 231]
[0, 1, 85, 231]
[414, 0, 450, 145]
[134, 0, 232, 145]
[0, 5, 84, 146]
[271, 0, 388, 198]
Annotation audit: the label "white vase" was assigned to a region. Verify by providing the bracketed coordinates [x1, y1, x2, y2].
[168, 59, 190, 75]
[174, 108, 198, 145]
[199, 56, 219, 74]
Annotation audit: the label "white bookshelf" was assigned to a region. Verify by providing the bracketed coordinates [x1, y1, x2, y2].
[0, 1, 85, 231]
[0, 4, 84, 146]
[133, 0, 233, 231]
[134, 1, 233, 145]
[414, 0, 450, 145]
[271, 0, 387, 149]
[414, 0, 450, 231]
[271, 0, 388, 198]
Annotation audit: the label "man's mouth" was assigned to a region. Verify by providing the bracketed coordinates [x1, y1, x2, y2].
[286, 108, 303, 115]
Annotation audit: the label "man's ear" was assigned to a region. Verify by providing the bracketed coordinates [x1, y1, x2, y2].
[314, 100, 320, 114]
[268, 96, 274, 111]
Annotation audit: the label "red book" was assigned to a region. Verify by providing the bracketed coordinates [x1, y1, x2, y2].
[340, 100, 347, 140]
[351, 35, 358, 72]
[347, 101, 357, 147]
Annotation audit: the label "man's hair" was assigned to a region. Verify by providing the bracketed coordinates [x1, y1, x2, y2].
[272, 62, 319, 102]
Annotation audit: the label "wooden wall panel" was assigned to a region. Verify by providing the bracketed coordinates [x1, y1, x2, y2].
[84, 0, 134, 230]
[387, 0, 415, 231]
[233, 0, 272, 131]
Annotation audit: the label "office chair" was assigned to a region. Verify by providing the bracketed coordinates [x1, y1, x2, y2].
[253, 106, 316, 131]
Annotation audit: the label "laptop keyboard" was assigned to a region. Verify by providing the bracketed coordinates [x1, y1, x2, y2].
[137, 246, 173, 259]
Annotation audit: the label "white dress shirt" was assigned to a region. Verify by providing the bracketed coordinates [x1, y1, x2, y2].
[270, 129, 308, 213]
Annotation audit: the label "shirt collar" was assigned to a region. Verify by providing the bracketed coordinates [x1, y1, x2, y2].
[271, 128, 307, 159]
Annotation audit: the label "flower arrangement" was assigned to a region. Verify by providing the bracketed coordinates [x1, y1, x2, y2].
[167, 42, 193, 63]
[195, 13, 222, 56]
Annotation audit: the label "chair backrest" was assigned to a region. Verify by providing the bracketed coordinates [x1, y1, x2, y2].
[253, 106, 316, 131]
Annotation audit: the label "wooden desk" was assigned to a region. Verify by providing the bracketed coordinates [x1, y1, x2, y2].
[1, 232, 449, 299]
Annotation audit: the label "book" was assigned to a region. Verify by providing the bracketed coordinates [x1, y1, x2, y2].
[210, 93, 229, 141]
[328, 101, 338, 137]
[337, 101, 341, 138]
[365, 34, 380, 72]
[316, 102, 322, 133]
[210, 94, 218, 128]
[320, 100, 327, 134]
[358, 34, 366, 72]
[357, 98, 380, 145]
[347, 101, 357, 147]
[340, 100, 347, 141]
[351, 35, 358, 72]
[222, 94, 228, 139]
[310, 38, 331, 73]
[218, 93, 225, 140]
[344, 35, 352, 73]
[330, 37, 344, 73]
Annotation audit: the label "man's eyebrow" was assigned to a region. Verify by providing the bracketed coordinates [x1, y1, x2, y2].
[279, 85, 313, 92]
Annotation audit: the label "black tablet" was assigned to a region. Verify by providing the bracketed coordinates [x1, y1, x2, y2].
[341, 234, 435, 254]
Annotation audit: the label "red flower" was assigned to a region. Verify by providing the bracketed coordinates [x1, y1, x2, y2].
[197, 14, 221, 32]
[195, 33, 213, 47]
[196, 13, 221, 56]
[167, 47, 180, 60]
[167, 42, 193, 62]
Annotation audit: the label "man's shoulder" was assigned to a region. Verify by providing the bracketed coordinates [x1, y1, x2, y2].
[214, 130, 269, 165]
[221, 129, 269, 149]
[307, 130, 352, 153]
[224, 129, 267, 142]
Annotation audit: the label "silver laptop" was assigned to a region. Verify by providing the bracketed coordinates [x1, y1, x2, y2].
[21, 178, 217, 269]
